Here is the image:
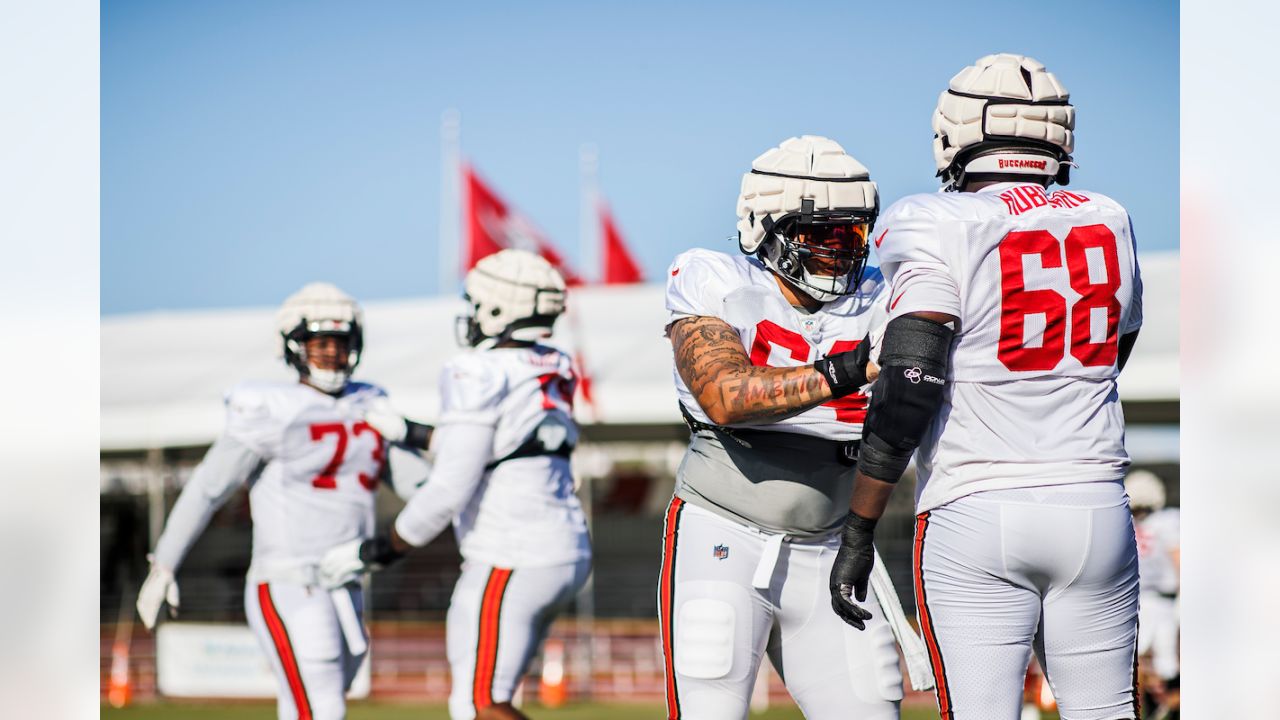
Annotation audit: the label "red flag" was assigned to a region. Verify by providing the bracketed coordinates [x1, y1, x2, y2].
[599, 202, 643, 284]
[463, 164, 583, 285]
[573, 351, 596, 412]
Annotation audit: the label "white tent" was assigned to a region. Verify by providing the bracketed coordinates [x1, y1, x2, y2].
[102, 252, 1178, 452]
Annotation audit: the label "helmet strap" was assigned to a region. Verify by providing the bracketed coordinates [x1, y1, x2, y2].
[304, 367, 349, 395]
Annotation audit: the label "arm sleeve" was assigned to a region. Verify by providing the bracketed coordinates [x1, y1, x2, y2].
[393, 423, 495, 547]
[150, 434, 263, 571]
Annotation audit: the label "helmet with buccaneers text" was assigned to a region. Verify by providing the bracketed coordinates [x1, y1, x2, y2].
[276, 282, 364, 393]
[736, 135, 878, 303]
[933, 53, 1076, 191]
[458, 249, 567, 348]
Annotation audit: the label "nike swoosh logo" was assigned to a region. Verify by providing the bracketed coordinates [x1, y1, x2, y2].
[671, 268, 680, 276]
[874, 229, 888, 248]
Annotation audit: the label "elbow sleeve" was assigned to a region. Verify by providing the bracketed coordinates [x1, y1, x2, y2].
[858, 316, 954, 483]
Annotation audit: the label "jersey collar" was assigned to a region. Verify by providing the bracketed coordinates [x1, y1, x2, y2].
[973, 182, 1031, 195]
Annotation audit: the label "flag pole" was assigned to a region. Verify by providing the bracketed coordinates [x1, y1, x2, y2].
[439, 108, 461, 296]
[573, 142, 599, 700]
[578, 143, 598, 285]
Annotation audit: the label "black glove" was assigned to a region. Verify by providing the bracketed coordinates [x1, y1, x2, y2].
[358, 534, 406, 569]
[829, 512, 877, 630]
[404, 420, 434, 451]
[814, 334, 872, 398]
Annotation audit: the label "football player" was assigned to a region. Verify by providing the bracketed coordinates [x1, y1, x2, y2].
[659, 135, 909, 720]
[135, 282, 431, 720]
[828, 54, 1145, 720]
[320, 249, 592, 720]
[1126, 469, 1180, 707]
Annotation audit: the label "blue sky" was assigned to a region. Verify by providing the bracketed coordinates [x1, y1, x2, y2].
[103, 0, 1177, 315]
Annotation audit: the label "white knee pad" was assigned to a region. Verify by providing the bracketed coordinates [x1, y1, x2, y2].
[675, 598, 737, 679]
[290, 599, 343, 663]
[846, 620, 905, 703]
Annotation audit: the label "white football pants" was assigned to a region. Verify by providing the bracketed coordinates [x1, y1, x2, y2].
[913, 483, 1140, 720]
[1137, 592, 1179, 680]
[446, 558, 591, 720]
[657, 499, 903, 720]
[245, 581, 366, 720]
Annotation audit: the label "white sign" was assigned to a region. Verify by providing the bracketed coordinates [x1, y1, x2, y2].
[156, 622, 370, 699]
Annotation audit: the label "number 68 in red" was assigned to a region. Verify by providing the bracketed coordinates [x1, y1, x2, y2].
[998, 224, 1123, 372]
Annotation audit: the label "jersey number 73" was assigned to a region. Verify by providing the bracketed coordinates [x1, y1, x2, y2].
[309, 421, 384, 491]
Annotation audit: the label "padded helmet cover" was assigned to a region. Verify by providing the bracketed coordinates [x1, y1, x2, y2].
[933, 53, 1075, 189]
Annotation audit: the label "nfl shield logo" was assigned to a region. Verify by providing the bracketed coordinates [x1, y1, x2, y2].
[713, 544, 729, 560]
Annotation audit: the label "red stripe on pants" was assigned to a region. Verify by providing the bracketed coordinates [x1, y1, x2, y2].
[473, 567, 513, 711]
[914, 513, 954, 719]
[257, 583, 312, 720]
[658, 497, 684, 720]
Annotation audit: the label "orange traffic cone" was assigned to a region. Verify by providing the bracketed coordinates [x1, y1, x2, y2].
[1037, 674, 1058, 712]
[107, 639, 132, 708]
[539, 639, 567, 707]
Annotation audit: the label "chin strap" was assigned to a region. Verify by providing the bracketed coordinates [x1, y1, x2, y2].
[306, 367, 350, 394]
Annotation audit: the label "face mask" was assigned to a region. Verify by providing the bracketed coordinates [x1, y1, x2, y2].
[306, 366, 349, 394]
[798, 269, 849, 302]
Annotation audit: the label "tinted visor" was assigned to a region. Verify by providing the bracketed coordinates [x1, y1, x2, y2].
[790, 221, 870, 277]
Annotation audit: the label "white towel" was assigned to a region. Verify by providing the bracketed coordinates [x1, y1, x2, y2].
[871, 548, 935, 691]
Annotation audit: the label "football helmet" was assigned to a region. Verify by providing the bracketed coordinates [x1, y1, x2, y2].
[458, 249, 567, 348]
[933, 53, 1075, 191]
[736, 135, 878, 303]
[276, 282, 363, 393]
[1124, 469, 1167, 512]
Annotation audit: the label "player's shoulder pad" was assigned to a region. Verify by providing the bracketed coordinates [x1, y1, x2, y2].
[222, 380, 292, 443]
[875, 194, 964, 267]
[1058, 188, 1127, 214]
[1153, 506, 1181, 527]
[344, 381, 389, 400]
[857, 263, 889, 304]
[859, 263, 885, 289]
[667, 248, 744, 286]
[224, 380, 286, 412]
[531, 342, 574, 368]
[438, 351, 508, 413]
[881, 191, 997, 225]
[666, 248, 754, 319]
[824, 264, 888, 317]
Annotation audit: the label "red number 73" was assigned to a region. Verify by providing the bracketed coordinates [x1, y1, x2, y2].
[309, 422, 383, 491]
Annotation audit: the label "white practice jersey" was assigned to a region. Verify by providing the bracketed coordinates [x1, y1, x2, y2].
[418, 345, 590, 568]
[1135, 507, 1180, 596]
[665, 249, 888, 441]
[229, 381, 388, 573]
[876, 183, 1143, 512]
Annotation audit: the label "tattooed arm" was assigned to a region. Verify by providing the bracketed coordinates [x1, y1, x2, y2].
[670, 316, 834, 426]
